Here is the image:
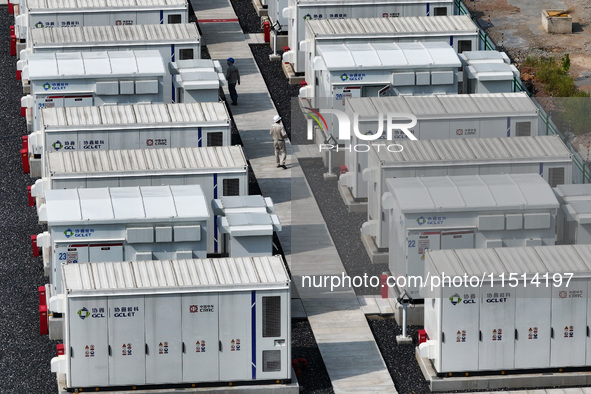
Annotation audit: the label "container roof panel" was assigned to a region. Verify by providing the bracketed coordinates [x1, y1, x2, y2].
[80, 52, 112, 75]
[53, 52, 84, 75]
[108, 187, 144, 219]
[77, 188, 115, 220]
[138, 186, 176, 218]
[317, 44, 356, 68]
[467, 63, 515, 80]
[64, 256, 289, 292]
[134, 50, 166, 74]
[44, 189, 82, 222]
[171, 185, 210, 218]
[427, 245, 591, 277]
[387, 174, 556, 212]
[107, 51, 139, 75]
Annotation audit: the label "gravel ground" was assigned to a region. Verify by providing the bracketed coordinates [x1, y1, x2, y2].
[291, 320, 334, 394]
[0, 10, 58, 394]
[229, 0, 263, 34]
[298, 159, 388, 296]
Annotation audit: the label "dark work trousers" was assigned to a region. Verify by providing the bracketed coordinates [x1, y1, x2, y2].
[228, 83, 238, 105]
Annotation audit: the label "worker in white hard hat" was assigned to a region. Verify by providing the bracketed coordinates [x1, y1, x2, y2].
[270, 114, 287, 169]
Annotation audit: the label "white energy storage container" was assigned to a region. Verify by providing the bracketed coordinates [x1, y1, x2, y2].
[362, 135, 573, 250]
[21, 50, 167, 133]
[553, 184, 591, 245]
[282, 0, 456, 73]
[303, 15, 479, 81]
[464, 62, 520, 94]
[51, 256, 291, 389]
[340, 92, 540, 201]
[27, 102, 231, 178]
[36, 185, 210, 298]
[301, 41, 461, 103]
[17, 23, 201, 92]
[383, 174, 559, 299]
[421, 245, 591, 373]
[32, 146, 248, 254]
[14, 0, 188, 46]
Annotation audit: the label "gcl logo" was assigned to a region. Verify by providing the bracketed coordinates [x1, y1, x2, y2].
[305, 108, 418, 141]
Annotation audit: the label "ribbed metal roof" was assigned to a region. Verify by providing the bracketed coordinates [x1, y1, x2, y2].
[29, 0, 186, 10]
[43, 185, 209, 224]
[307, 15, 477, 36]
[31, 23, 199, 46]
[426, 245, 591, 278]
[47, 146, 247, 175]
[62, 256, 289, 293]
[373, 135, 571, 165]
[42, 102, 229, 128]
[348, 93, 538, 118]
[386, 173, 558, 212]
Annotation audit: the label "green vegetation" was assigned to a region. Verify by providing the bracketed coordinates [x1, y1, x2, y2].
[523, 55, 588, 98]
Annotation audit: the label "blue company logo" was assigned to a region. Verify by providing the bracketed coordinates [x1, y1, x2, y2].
[42, 82, 51, 91]
[77, 307, 90, 320]
[449, 294, 462, 306]
[340, 73, 348, 81]
[52, 140, 63, 150]
[416, 216, 426, 226]
[64, 228, 74, 238]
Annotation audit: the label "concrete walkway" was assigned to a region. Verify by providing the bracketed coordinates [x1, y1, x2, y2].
[193, 1, 397, 392]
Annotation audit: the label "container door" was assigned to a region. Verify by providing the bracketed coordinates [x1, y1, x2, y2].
[405, 231, 440, 299]
[255, 291, 289, 380]
[68, 297, 109, 387]
[440, 286, 480, 373]
[219, 291, 252, 381]
[550, 280, 587, 367]
[181, 293, 219, 382]
[145, 294, 182, 384]
[441, 230, 474, 250]
[88, 243, 123, 263]
[478, 290, 516, 370]
[108, 296, 146, 386]
[514, 285, 551, 369]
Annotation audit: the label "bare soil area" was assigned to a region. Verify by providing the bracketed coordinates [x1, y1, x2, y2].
[465, 0, 591, 92]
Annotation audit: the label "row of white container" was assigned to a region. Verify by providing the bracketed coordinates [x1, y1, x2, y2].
[17, 22, 201, 74]
[49, 256, 291, 390]
[280, 0, 457, 72]
[21, 49, 225, 133]
[300, 15, 480, 78]
[421, 244, 591, 373]
[359, 134, 573, 252]
[33, 145, 249, 253]
[27, 101, 232, 177]
[13, 0, 189, 46]
[36, 185, 280, 302]
[384, 173, 560, 300]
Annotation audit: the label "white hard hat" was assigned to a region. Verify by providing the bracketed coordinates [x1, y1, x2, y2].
[274, 115, 281, 123]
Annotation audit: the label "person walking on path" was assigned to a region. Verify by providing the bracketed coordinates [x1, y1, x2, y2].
[270, 115, 287, 169]
[226, 57, 240, 106]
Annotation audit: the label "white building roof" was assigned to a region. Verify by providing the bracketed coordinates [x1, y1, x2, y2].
[373, 135, 571, 165]
[41, 102, 229, 129]
[426, 245, 591, 278]
[347, 92, 538, 118]
[43, 185, 209, 224]
[46, 146, 247, 177]
[28, 0, 186, 11]
[386, 173, 558, 213]
[63, 256, 290, 294]
[31, 23, 199, 47]
[317, 41, 460, 70]
[307, 15, 477, 37]
[27, 50, 165, 79]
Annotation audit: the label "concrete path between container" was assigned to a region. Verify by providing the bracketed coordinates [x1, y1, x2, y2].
[193, 1, 397, 392]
